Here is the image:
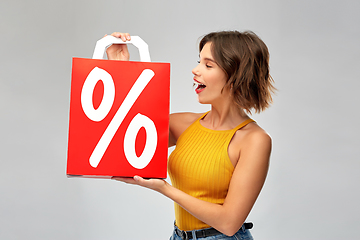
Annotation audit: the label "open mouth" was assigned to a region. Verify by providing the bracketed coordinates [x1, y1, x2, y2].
[194, 80, 206, 93]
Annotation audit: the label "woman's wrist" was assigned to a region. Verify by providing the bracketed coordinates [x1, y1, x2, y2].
[106, 53, 129, 61]
[158, 180, 173, 197]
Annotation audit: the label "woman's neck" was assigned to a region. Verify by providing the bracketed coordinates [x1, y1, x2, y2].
[201, 104, 249, 131]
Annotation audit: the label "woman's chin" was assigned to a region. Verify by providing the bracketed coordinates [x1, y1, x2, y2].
[197, 96, 210, 105]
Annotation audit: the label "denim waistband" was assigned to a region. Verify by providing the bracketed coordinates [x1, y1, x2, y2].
[173, 222, 253, 240]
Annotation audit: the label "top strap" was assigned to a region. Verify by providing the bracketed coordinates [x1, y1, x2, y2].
[233, 118, 255, 132]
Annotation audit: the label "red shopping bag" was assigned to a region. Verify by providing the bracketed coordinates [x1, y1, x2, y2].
[67, 36, 170, 179]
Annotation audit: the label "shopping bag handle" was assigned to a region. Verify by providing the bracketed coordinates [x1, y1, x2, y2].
[92, 35, 151, 62]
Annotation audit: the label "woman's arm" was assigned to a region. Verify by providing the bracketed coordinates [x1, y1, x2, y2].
[114, 129, 271, 236]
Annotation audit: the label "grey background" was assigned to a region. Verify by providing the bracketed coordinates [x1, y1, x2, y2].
[1, 0, 359, 239]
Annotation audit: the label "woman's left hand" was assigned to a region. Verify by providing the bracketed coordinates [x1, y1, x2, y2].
[112, 176, 168, 193]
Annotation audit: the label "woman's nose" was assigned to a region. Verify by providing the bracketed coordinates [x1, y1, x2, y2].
[192, 64, 200, 76]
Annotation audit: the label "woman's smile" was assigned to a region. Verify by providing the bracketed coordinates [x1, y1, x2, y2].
[194, 79, 206, 94]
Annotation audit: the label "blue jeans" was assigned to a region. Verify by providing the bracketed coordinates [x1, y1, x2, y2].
[169, 224, 254, 240]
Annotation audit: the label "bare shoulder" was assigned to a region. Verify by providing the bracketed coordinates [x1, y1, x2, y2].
[228, 122, 272, 167]
[169, 112, 205, 143]
[170, 112, 203, 125]
[235, 122, 271, 146]
[245, 124, 271, 145]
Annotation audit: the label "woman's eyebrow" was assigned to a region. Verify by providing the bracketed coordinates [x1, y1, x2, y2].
[204, 58, 216, 63]
[199, 56, 217, 63]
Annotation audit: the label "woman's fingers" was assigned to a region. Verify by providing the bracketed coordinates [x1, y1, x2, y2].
[112, 176, 137, 184]
[105, 32, 131, 61]
[111, 175, 142, 184]
[112, 175, 166, 192]
[110, 32, 131, 41]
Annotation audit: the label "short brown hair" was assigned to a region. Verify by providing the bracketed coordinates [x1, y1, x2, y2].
[199, 30, 276, 113]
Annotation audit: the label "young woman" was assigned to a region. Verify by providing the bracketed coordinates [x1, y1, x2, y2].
[109, 30, 275, 240]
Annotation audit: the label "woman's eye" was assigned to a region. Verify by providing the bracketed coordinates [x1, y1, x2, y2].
[206, 65, 212, 68]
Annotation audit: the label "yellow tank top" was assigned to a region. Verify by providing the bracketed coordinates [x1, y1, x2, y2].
[168, 112, 255, 231]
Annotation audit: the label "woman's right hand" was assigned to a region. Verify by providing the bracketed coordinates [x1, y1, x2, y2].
[105, 32, 131, 61]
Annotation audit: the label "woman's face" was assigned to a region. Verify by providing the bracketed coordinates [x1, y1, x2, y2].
[192, 42, 229, 105]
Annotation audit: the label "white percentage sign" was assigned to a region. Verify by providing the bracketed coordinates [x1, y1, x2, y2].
[81, 67, 157, 169]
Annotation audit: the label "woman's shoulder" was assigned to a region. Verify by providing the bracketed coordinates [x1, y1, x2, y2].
[170, 112, 204, 124]
[169, 112, 206, 142]
[235, 122, 272, 156]
[235, 122, 271, 146]
[228, 122, 272, 167]
[231, 120, 271, 149]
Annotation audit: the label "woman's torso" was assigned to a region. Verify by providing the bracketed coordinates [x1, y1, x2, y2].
[168, 112, 254, 231]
